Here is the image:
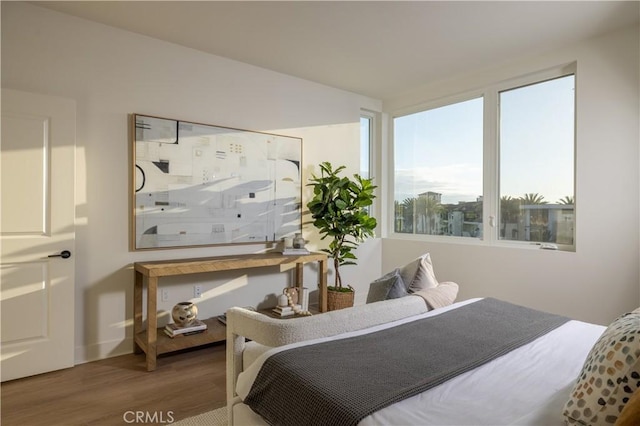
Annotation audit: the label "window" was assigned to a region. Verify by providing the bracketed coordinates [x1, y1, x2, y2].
[391, 66, 576, 248]
[499, 75, 575, 245]
[393, 98, 484, 237]
[361, 112, 375, 216]
[360, 114, 372, 179]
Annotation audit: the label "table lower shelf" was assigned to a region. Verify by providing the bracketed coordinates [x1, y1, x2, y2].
[135, 317, 226, 356]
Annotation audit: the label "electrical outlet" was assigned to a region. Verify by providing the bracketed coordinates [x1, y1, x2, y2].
[194, 285, 203, 298]
[161, 289, 169, 302]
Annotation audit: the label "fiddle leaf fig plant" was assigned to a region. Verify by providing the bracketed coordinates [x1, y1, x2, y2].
[307, 162, 377, 290]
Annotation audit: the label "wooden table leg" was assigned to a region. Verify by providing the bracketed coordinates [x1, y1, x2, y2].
[294, 262, 303, 288]
[133, 271, 143, 354]
[146, 276, 158, 371]
[318, 258, 327, 312]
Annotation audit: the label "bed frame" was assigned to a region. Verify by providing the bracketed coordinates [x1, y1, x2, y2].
[225, 296, 430, 424]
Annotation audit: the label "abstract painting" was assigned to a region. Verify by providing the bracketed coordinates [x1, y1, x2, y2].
[132, 114, 302, 250]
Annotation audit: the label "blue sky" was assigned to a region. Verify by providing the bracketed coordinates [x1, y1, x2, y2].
[393, 75, 574, 205]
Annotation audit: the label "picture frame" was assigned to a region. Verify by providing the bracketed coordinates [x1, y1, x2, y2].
[131, 114, 302, 250]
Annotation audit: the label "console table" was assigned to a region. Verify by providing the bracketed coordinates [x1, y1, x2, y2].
[133, 252, 328, 371]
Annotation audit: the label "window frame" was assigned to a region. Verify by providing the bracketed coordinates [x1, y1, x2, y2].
[360, 112, 374, 180]
[361, 109, 379, 226]
[388, 63, 577, 251]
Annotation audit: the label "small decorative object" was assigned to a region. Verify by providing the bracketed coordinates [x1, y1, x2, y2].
[293, 233, 305, 249]
[285, 288, 312, 316]
[282, 234, 309, 255]
[283, 287, 299, 304]
[272, 287, 312, 316]
[172, 302, 198, 327]
[283, 236, 294, 249]
[299, 287, 309, 311]
[307, 162, 377, 310]
[277, 292, 288, 307]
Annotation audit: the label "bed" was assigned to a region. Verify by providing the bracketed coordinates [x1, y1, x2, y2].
[226, 296, 639, 426]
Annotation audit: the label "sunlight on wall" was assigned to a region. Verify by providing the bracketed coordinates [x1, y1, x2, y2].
[268, 123, 360, 253]
[75, 145, 88, 227]
[191, 274, 249, 301]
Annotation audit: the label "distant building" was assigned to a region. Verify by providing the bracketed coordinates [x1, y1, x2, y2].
[418, 191, 442, 203]
[396, 194, 572, 244]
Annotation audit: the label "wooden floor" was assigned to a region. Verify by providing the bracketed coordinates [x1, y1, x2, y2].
[1, 342, 227, 426]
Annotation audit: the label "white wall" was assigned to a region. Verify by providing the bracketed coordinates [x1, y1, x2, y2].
[382, 24, 640, 326]
[3, 2, 636, 366]
[1, 2, 382, 363]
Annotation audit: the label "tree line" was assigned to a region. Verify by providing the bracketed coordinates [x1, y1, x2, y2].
[394, 193, 574, 234]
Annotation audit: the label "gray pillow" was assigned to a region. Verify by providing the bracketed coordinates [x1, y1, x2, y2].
[366, 269, 408, 303]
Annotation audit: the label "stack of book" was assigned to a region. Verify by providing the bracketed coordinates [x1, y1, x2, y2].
[282, 248, 310, 255]
[272, 304, 302, 317]
[217, 306, 256, 326]
[164, 318, 207, 338]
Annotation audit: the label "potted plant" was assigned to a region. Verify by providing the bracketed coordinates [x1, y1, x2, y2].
[307, 162, 377, 310]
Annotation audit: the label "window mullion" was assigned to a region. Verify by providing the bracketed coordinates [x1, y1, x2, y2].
[483, 89, 498, 244]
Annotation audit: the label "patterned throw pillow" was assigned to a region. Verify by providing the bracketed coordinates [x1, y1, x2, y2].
[398, 253, 438, 293]
[563, 310, 640, 425]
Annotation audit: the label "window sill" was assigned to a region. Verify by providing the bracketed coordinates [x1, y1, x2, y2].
[386, 233, 575, 252]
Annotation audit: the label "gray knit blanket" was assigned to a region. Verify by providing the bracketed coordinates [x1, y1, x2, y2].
[244, 298, 570, 426]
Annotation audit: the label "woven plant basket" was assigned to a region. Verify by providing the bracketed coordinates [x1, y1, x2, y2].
[327, 287, 355, 311]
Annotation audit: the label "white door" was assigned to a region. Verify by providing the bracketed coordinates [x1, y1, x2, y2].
[1, 89, 76, 381]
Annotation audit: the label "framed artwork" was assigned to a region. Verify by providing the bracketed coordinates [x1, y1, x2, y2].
[131, 114, 302, 250]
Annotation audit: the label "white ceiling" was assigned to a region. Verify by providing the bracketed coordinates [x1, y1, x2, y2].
[31, 1, 640, 100]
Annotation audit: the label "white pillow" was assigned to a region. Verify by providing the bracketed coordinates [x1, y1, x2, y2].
[398, 253, 438, 293]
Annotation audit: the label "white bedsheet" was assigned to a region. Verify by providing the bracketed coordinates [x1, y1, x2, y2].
[236, 299, 605, 426]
